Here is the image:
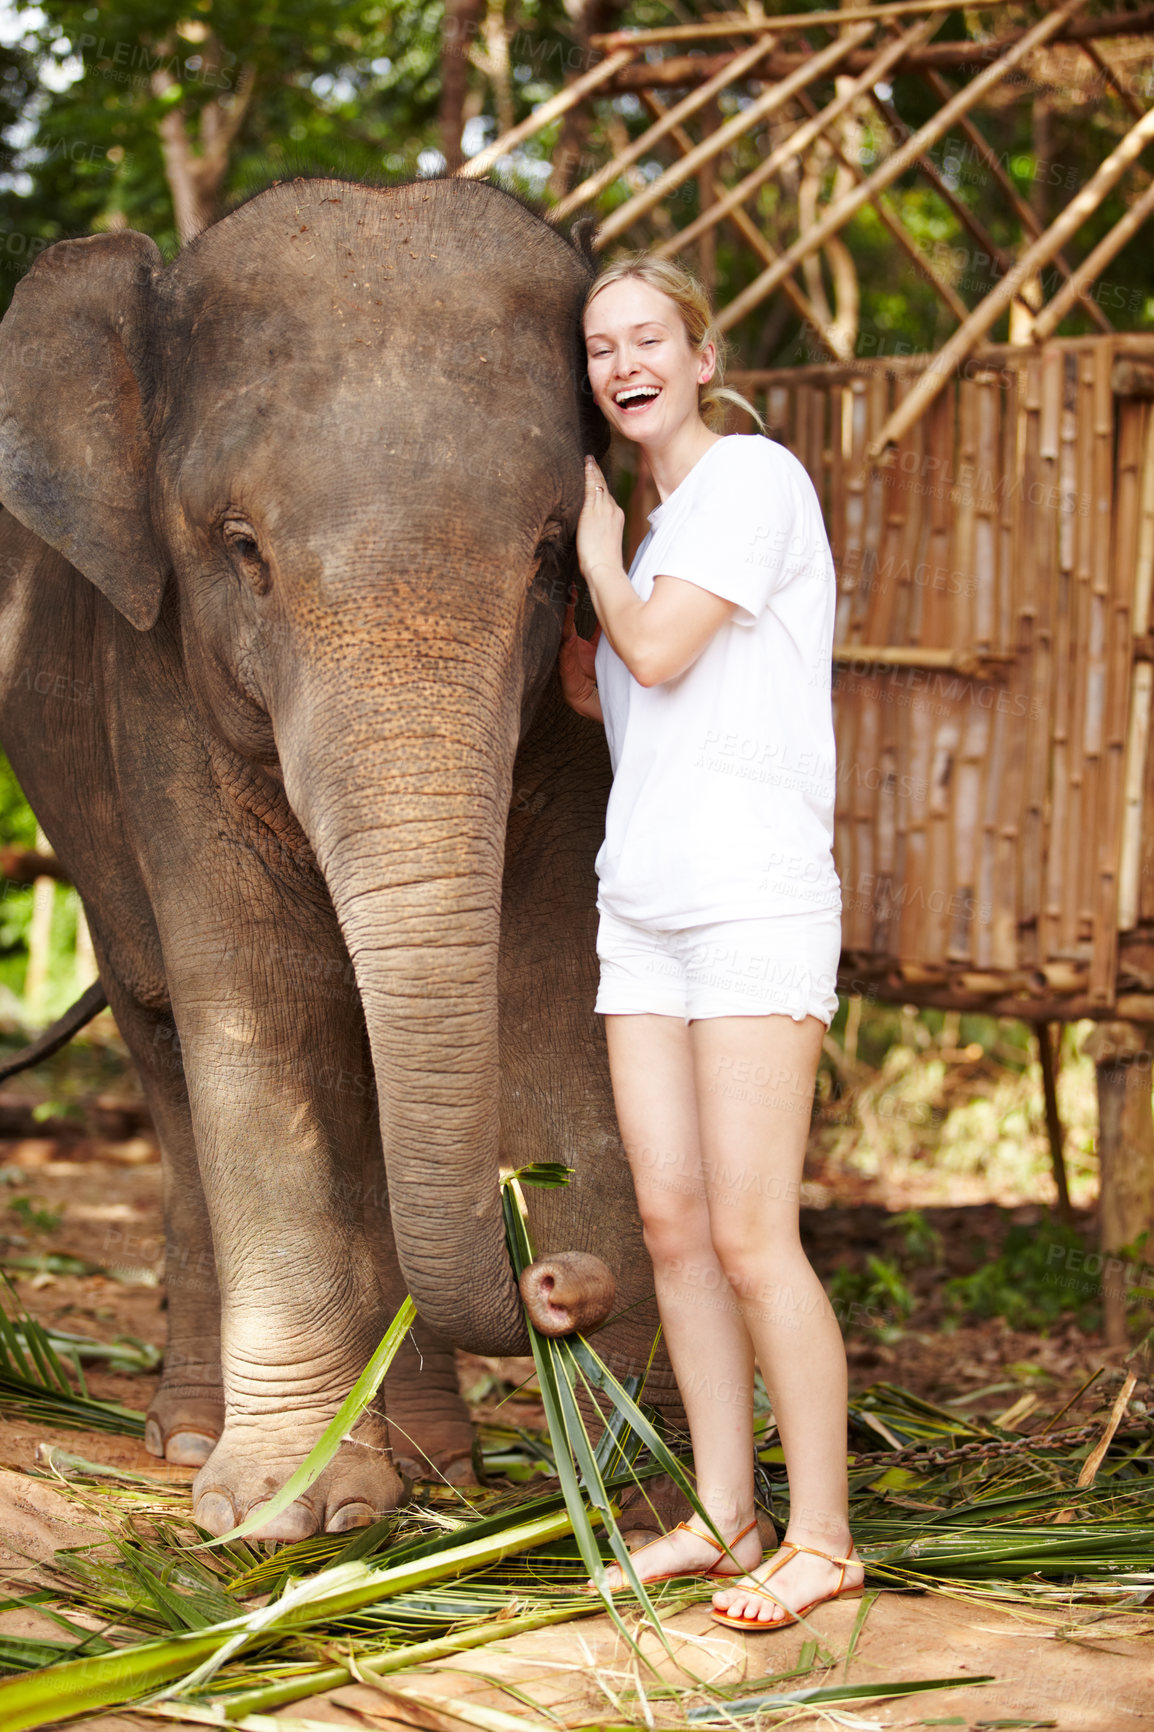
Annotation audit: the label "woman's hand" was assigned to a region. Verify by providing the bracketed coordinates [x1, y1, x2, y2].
[576, 456, 626, 584]
[559, 586, 603, 723]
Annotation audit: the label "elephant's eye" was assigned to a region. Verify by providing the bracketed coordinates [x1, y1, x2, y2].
[221, 516, 271, 595]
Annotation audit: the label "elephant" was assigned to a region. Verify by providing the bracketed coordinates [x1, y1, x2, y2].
[0, 175, 677, 1539]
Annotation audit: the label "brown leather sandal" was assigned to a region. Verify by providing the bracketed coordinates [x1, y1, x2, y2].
[710, 1540, 863, 1631]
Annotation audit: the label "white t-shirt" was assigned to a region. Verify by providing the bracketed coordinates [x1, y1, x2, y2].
[593, 433, 841, 929]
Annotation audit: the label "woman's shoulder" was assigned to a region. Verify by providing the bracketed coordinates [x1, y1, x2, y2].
[699, 433, 810, 490]
[696, 435, 819, 513]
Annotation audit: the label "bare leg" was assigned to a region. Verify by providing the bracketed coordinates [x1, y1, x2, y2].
[599, 1010, 860, 1616]
[599, 1013, 762, 1588]
[697, 1015, 861, 1623]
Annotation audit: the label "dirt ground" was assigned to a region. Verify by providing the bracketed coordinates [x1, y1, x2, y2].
[0, 1112, 1150, 1729]
[0, 1461, 1150, 1732]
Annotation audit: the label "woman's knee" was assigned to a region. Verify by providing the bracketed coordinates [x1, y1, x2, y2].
[711, 1221, 805, 1295]
[639, 1205, 713, 1271]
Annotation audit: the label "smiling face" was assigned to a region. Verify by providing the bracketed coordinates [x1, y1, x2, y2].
[583, 275, 716, 449]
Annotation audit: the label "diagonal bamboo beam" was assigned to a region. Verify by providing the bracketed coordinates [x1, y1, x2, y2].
[592, 1, 1026, 49]
[647, 17, 934, 259]
[715, 0, 1089, 334]
[455, 46, 636, 179]
[639, 93, 847, 361]
[1077, 36, 1147, 123]
[1030, 173, 1154, 342]
[592, 21, 876, 247]
[869, 98, 1154, 456]
[549, 33, 776, 224]
[867, 87, 1029, 297]
[593, 6, 1154, 59]
[640, 34, 969, 335]
[921, 66, 1114, 335]
[791, 87, 970, 328]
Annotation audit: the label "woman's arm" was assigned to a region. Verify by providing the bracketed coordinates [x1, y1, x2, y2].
[577, 457, 736, 689]
[558, 591, 604, 723]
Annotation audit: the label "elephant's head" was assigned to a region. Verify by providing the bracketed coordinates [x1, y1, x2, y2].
[0, 177, 612, 1352]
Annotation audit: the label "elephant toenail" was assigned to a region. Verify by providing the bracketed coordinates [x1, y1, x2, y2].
[327, 1500, 377, 1533]
[244, 1499, 320, 1544]
[166, 1430, 216, 1467]
[194, 1491, 237, 1535]
[144, 1419, 164, 1457]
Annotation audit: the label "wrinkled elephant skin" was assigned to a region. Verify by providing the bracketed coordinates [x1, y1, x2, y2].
[0, 179, 675, 1539]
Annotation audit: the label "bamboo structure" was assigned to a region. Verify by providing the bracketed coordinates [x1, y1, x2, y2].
[725, 335, 1154, 1023]
[458, 1, 1154, 1027]
[463, 3, 1154, 375]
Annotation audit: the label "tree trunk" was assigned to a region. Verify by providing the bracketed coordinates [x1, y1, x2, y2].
[548, 0, 630, 200]
[440, 0, 485, 171]
[150, 35, 255, 243]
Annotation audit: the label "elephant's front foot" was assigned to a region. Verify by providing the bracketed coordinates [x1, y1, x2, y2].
[145, 1365, 225, 1467]
[191, 1407, 405, 1541]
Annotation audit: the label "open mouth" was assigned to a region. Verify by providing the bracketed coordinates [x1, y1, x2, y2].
[613, 386, 661, 412]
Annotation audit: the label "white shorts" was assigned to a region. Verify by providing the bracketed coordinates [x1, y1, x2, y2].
[594, 906, 842, 1026]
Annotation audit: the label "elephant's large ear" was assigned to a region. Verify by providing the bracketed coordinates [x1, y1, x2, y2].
[0, 230, 167, 631]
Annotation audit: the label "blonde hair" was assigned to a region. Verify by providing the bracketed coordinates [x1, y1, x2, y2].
[584, 253, 765, 434]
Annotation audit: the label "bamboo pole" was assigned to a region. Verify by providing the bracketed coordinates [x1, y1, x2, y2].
[639, 94, 846, 359]
[592, 22, 876, 248]
[1031, 177, 1154, 343]
[455, 46, 636, 178]
[23, 823, 55, 1027]
[1078, 36, 1147, 123]
[649, 17, 934, 259]
[603, 13, 1154, 90]
[717, 0, 1088, 336]
[869, 97, 1154, 456]
[1136, 403, 1154, 638]
[592, 1, 1068, 49]
[549, 34, 776, 223]
[833, 646, 1014, 673]
[792, 86, 970, 327]
[921, 66, 1114, 336]
[867, 87, 1027, 295]
[1116, 404, 1150, 935]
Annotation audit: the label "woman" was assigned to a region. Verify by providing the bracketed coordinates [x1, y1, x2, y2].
[558, 254, 861, 1632]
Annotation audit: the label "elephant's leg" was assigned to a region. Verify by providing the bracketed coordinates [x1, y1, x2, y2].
[81, 915, 223, 1464]
[156, 899, 404, 1541]
[99, 976, 224, 1465]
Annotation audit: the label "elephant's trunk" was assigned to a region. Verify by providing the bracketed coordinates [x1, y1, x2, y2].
[282, 674, 614, 1355]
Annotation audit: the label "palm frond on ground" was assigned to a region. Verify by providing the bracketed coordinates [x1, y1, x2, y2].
[0, 1177, 1149, 1729]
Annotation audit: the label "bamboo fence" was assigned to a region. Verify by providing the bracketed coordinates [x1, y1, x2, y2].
[456, 2, 1154, 1023]
[723, 336, 1154, 1021]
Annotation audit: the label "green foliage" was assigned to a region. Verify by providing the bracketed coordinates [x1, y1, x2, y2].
[829, 1255, 916, 1342]
[942, 1216, 1099, 1332]
[7, 1195, 64, 1235]
[0, 755, 36, 850]
[0, 1275, 147, 1434]
[0, 0, 1146, 361]
[887, 1208, 944, 1268]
